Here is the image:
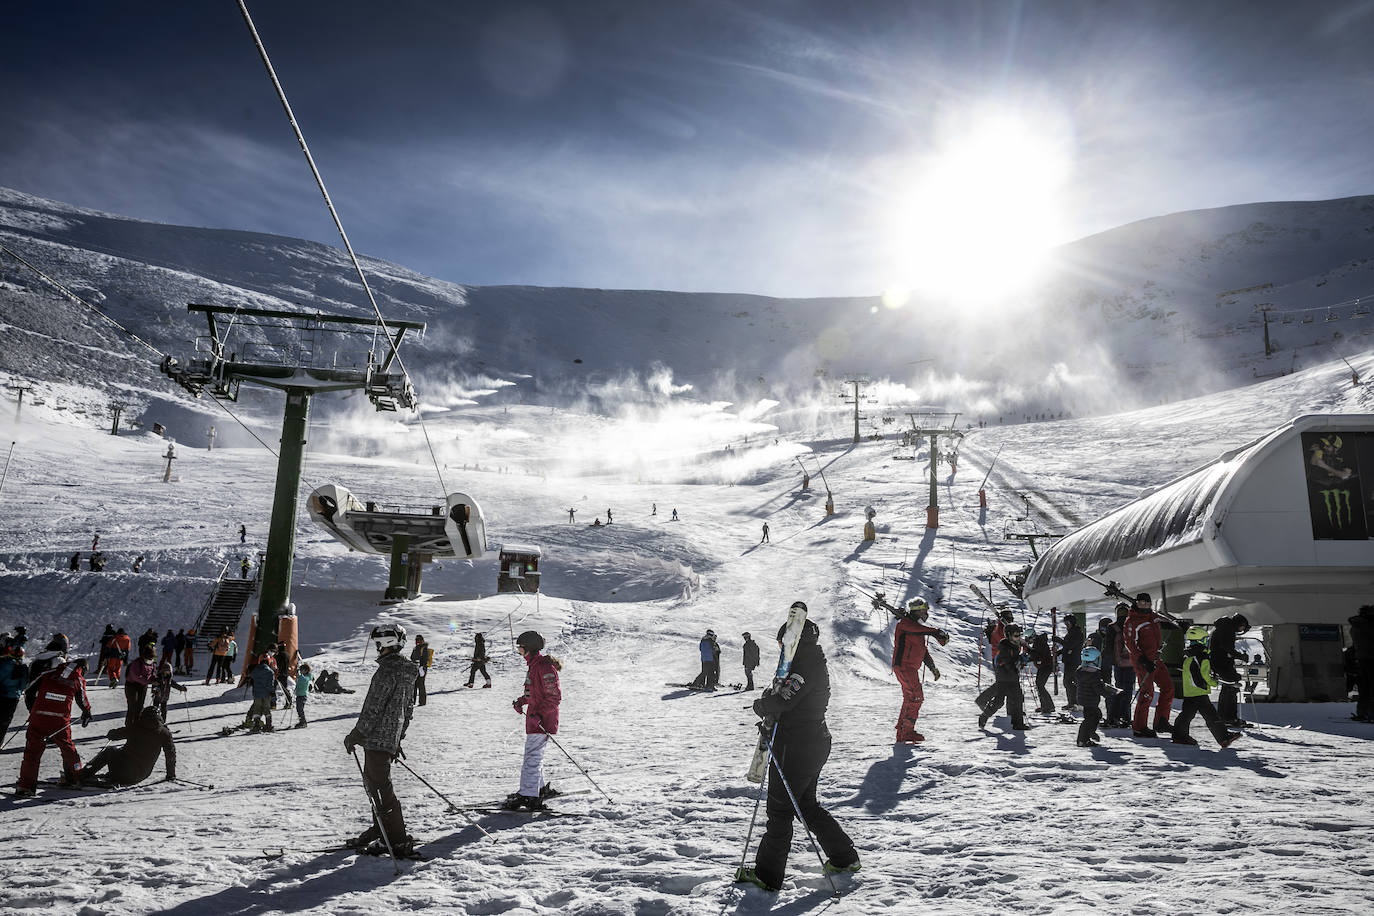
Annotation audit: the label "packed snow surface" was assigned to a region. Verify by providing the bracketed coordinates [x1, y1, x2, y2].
[2, 351, 1373, 915]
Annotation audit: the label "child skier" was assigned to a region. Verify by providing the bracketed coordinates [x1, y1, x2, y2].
[1173, 627, 1243, 748]
[294, 662, 313, 728]
[1073, 646, 1120, 747]
[504, 630, 562, 811]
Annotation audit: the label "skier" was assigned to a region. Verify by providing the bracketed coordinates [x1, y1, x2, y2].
[1125, 592, 1174, 738]
[742, 632, 760, 691]
[1173, 627, 1242, 748]
[239, 523, 247, 544]
[173, 630, 187, 674]
[343, 624, 419, 857]
[709, 631, 722, 689]
[182, 627, 196, 676]
[89, 551, 106, 571]
[68, 552, 80, 571]
[92, 533, 99, 551]
[984, 608, 1014, 668]
[0, 637, 27, 738]
[692, 630, 716, 690]
[274, 642, 294, 709]
[81, 705, 176, 786]
[891, 598, 949, 743]
[761, 522, 770, 543]
[293, 662, 313, 727]
[1106, 604, 1135, 727]
[1029, 630, 1056, 715]
[24, 634, 70, 710]
[504, 630, 562, 811]
[465, 632, 491, 688]
[159, 630, 177, 668]
[108, 628, 131, 686]
[132, 555, 144, 573]
[205, 631, 230, 686]
[124, 644, 157, 728]
[651, 503, 657, 516]
[410, 635, 433, 706]
[978, 623, 1030, 730]
[240, 653, 278, 732]
[1208, 613, 1250, 725]
[568, 508, 576, 524]
[1351, 605, 1374, 722]
[606, 508, 613, 524]
[1073, 646, 1120, 747]
[671, 508, 678, 521]
[737, 616, 860, 892]
[14, 657, 92, 796]
[1059, 613, 1084, 709]
[149, 661, 186, 723]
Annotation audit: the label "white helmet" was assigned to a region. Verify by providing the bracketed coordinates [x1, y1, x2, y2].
[371, 623, 406, 652]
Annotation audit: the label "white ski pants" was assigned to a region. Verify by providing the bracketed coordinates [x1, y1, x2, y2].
[519, 733, 549, 797]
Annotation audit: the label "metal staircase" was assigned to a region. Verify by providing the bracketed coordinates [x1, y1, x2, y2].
[192, 567, 258, 647]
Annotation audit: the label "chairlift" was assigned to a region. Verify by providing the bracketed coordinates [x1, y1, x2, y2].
[1324, 309, 1338, 322]
[1301, 314, 1315, 324]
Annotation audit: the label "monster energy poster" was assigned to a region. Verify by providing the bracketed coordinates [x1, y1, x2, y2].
[1301, 431, 1374, 539]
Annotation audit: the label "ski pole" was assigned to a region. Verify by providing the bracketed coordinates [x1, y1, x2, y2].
[395, 758, 494, 841]
[736, 721, 776, 876]
[762, 732, 839, 898]
[538, 725, 613, 803]
[172, 776, 215, 790]
[1, 713, 31, 750]
[350, 748, 399, 874]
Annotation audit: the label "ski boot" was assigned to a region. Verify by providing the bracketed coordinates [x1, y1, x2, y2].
[13, 785, 36, 798]
[1132, 727, 1158, 739]
[734, 867, 780, 892]
[346, 826, 380, 850]
[502, 792, 546, 811]
[538, 783, 561, 800]
[1220, 732, 1243, 748]
[822, 857, 862, 876]
[1170, 734, 1198, 746]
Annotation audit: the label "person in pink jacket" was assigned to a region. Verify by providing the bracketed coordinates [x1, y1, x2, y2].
[124, 644, 158, 728]
[504, 630, 562, 811]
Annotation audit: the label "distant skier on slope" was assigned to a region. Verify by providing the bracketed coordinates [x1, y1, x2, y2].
[344, 624, 419, 857]
[1125, 592, 1175, 738]
[761, 522, 770, 543]
[505, 630, 562, 811]
[737, 616, 859, 892]
[891, 598, 948, 743]
[465, 632, 491, 688]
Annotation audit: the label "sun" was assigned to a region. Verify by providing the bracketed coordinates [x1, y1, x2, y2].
[883, 110, 1073, 309]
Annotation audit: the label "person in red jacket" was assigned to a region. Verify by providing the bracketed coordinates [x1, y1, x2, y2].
[985, 609, 1014, 668]
[504, 630, 562, 811]
[16, 657, 92, 795]
[891, 598, 949, 743]
[1124, 592, 1174, 737]
[107, 628, 131, 687]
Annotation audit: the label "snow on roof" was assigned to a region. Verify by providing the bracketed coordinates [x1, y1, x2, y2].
[1023, 438, 1262, 594]
[498, 543, 542, 556]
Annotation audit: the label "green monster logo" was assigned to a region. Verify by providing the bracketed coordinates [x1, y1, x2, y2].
[1320, 488, 1355, 527]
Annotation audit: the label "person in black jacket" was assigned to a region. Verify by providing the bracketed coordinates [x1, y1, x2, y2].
[1029, 631, 1055, 714]
[742, 632, 760, 691]
[81, 705, 176, 786]
[1058, 614, 1084, 709]
[465, 632, 491, 688]
[1208, 613, 1250, 725]
[1349, 605, 1374, 722]
[978, 624, 1029, 730]
[737, 612, 859, 892]
[1073, 646, 1120, 747]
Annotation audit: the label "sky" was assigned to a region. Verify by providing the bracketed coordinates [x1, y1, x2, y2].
[6, 0, 1374, 298]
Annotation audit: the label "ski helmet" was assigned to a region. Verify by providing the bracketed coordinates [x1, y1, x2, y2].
[742, 632, 751, 639]
[46, 633, 69, 653]
[908, 598, 930, 618]
[1080, 646, 1102, 671]
[1186, 626, 1210, 644]
[370, 623, 407, 652]
[516, 630, 545, 653]
[1135, 592, 1152, 604]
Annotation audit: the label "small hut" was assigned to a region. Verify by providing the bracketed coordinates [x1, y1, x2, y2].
[498, 544, 542, 594]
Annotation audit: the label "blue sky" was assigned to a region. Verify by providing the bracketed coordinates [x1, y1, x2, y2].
[5, 1, 1374, 297]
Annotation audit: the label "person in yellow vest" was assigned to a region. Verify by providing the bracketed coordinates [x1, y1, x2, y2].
[410, 635, 434, 707]
[1172, 627, 1242, 748]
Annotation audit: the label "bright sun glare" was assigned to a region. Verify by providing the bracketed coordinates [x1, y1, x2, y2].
[883, 110, 1072, 310]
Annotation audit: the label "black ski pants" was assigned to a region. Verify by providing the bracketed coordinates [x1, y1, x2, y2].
[0, 696, 18, 737]
[415, 672, 427, 706]
[1063, 661, 1080, 707]
[980, 680, 1027, 727]
[1357, 659, 1374, 720]
[1110, 665, 1135, 723]
[1034, 663, 1054, 713]
[466, 660, 490, 687]
[82, 746, 144, 786]
[362, 748, 408, 842]
[124, 683, 147, 728]
[745, 666, 756, 691]
[1173, 696, 1230, 745]
[755, 728, 856, 890]
[1077, 704, 1102, 746]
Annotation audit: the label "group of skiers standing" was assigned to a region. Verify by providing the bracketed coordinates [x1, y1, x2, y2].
[689, 630, 761, 691]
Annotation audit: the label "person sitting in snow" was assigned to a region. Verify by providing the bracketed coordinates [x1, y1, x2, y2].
[81, 705, 176, 787]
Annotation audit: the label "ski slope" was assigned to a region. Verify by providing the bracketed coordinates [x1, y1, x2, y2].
[2, 350, 1373, 914]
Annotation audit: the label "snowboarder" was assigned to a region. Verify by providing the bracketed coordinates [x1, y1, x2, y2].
[891, 598, 948, 743]
[124, 644, 157, 728]
[1208, 613, 1250, 725]
[317, 669, 355, 694]
[761, 522, 770, 543]
[1073, 646, 1120, 747]
[294, 662, 313, 727]
[81, 705, 176, 786]
[410, 635, 433, 706]
[504, 630, 562, 811]
[737, 617, 859, 892]
[68, 552, 80, 571]
[1059, 613, 1084, 709]
[149, 661, 186, 723]
[240, 653, 278, 732]
[465, 632, 492, 688]
[1173, 628, 1242, 748]
[0, 638, 27, 738]
[343, 623, 419, 856]
[978, 623, 1030, 730]
[14, 657, 91, 796]
[1350, 605, 1374, 722]
[1029, 630, 1055, 715]
[1125, 592, 1174, 738]
[742, 632, 760, 691]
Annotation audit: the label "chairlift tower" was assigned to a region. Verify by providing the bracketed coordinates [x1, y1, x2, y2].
[905, 409, 963, 529]
[161, 303, 425, 656]
[839, 378, 869, 444]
